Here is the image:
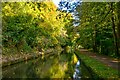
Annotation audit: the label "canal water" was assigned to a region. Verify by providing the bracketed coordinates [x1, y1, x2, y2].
[2, 53, 92, 79]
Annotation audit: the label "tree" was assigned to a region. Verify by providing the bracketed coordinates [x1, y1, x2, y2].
[2, 2, 73, 54]
[110, 2, 119, 57]
[76, 2, 119, 57]
[116, 2, 120, 56]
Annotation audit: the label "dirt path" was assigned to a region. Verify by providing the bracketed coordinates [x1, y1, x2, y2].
[79, 48, 120, 72]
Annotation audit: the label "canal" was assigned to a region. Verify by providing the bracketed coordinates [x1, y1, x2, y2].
[2, 53, 92, 79]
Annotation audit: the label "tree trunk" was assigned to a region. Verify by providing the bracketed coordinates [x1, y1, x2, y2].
[93, 24, 97, 52]
[111, 3, 120, 57]
[117, 2, 120, 56]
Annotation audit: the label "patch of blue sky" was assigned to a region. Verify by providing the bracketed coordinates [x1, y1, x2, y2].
[52, 0, 82, 7]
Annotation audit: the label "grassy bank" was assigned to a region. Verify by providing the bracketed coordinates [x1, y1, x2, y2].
[75, 50, 119, 79]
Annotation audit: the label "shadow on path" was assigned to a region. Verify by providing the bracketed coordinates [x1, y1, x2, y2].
[79, 48, 120, 72]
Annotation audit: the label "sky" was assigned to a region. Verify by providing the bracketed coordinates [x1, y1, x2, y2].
[52, 0, 81, 7]
[52, 0, 61, 7]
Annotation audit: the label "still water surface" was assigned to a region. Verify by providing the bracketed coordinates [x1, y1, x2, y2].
[2, 54, 91, 79]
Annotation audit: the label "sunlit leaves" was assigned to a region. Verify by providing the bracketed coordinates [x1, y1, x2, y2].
[2, 2, 73, 53]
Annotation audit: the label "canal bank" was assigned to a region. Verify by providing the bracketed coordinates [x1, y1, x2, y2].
[1, 46, 63, 68]
[2, 53, 41, 68]
[2, 49, 56, 68]
[74, 52, 100, 80]
[75, 49, 119, 79]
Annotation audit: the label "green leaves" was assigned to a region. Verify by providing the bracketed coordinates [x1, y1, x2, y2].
[2, 2, 73, 53]
[76, 2, 119, 57]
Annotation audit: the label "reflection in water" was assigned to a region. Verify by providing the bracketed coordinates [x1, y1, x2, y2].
[2, 54, 72, 78]
[2, 53, 92, 79]
[73, 60, 81, 80]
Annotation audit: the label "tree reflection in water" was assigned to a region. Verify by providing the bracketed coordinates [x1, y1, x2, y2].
[2, 54, 73, 78]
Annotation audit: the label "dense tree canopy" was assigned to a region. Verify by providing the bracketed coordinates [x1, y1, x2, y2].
[2, 2, 73, 54]
[76, 2, 120, 57]
[2, 1, 119, 58]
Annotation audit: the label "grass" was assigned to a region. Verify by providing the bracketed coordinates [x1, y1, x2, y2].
[75, 50, 119, 79]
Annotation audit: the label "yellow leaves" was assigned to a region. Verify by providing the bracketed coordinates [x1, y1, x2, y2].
[60, 30, 67, 37]
[71, 54, 78, 65]
[3, 4, 13, 16]
[35, 1, 72, 38]
[44, 1, 57, 10]
[4, 5, 11, 11]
